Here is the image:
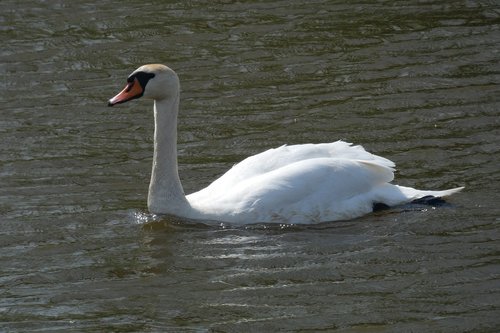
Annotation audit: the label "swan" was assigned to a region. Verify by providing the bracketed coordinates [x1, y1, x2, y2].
[108, 64, 463, 224]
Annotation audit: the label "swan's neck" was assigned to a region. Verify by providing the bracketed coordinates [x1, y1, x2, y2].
[147, 96, 190, 215]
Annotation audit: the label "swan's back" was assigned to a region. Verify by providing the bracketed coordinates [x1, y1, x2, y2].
[189, 141, 394, 200]
[187, 141, 441, 223]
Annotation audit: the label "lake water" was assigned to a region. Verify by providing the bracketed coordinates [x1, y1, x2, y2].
[1, 0, 499, 332]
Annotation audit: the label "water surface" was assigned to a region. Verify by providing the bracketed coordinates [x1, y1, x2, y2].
[1, 1, 499, 331]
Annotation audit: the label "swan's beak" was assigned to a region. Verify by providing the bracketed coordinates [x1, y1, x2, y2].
[108, 78, 144, 106]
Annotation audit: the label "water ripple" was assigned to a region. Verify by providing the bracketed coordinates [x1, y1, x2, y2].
[1, 0, 499, 331]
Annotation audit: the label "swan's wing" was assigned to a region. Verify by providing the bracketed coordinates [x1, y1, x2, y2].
[189, 140, 395, 202]
[188, 157, 395, 223]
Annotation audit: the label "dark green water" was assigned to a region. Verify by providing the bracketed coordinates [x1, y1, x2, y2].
[1, 1, 499, 331]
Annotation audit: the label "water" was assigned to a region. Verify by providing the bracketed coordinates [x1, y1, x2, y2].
[1, 0, 499, 331]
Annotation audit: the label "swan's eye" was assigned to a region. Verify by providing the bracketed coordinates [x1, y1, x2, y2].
[125, 72, 155, 90]
[134, 72, 155, 88]
[125, 80, 135, 92]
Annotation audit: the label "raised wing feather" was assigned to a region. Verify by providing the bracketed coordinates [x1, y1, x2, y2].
[188, 141, 395, 203]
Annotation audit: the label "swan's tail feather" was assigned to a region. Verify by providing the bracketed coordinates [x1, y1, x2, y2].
[397, 186, 464, 201]
[434, 186, 464, 197]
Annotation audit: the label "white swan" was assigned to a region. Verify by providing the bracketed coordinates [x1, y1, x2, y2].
[108, 64, 463, 224]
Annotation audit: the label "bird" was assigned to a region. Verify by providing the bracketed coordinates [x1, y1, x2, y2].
[108, 64, 463, 224]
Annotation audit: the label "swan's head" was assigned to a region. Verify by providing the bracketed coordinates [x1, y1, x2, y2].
[108, 64, 179, 106]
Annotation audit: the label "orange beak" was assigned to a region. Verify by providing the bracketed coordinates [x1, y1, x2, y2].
[108, 77, 144, 106]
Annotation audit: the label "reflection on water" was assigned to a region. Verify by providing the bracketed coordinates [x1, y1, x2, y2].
[1, 0, 499, 331]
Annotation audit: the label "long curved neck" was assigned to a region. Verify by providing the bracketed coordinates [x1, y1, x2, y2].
[147, 95, 190, 215]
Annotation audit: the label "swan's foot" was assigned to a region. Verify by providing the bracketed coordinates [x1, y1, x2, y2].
[372, 202, 391, 212]
[373, 195, 450, 213]
[410, 195, 447, 206]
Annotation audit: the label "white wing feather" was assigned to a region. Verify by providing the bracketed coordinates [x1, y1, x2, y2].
[188, 141, 393, 201]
